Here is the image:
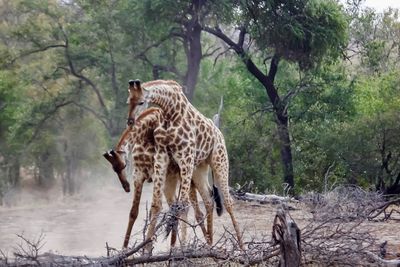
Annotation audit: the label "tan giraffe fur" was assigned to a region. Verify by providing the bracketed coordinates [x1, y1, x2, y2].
[104, 107, 216, 249]
[126, 79, 243, 248]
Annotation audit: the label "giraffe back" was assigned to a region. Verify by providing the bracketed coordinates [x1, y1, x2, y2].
[139, 80, 221, 166]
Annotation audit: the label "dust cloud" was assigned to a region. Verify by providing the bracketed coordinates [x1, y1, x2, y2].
[0, 166, 312, 258]
[0, 169, 165, 257]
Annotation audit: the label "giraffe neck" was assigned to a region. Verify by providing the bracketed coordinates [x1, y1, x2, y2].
[117, 108, 163, 153]
[115, 128, 134, 154]
[143, 81, 189, 120]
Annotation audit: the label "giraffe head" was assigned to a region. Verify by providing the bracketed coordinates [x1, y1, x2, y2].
[103, 150, 130, 193]
[126, 79, 145, 126]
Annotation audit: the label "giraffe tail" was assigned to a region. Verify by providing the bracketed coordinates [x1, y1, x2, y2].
[212, 183, 223, 216]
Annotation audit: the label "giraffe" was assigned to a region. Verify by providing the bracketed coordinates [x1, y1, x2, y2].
[126, 79, 243, 248]
[103, 107, 219, 248]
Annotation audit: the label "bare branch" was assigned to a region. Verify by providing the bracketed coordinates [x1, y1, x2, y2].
[5, 44, 66, 67]
[13, 232, 46, 265]
[58, 25, 109, 117]
[368, 198, 400, 221]
[201, 46, 221, 59]
[203, 26, 243, 54]
[70, 101, 109, 129]
[26, 100, 74, 145]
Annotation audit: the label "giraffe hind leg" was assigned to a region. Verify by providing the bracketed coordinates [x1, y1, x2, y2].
[211, 149, 243, 249]
[192, 163, 214, 245]
[189, 181, 208, 242]
[163, 172, 180, 247]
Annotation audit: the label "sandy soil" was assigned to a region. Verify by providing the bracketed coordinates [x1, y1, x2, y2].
[0, 180, 399, 259]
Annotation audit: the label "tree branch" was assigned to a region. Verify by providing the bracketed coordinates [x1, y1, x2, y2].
[27, 100, 73, 146]
[59, 25, 109, 117]
[105, 28, 119, 97]
[70, 101, 109, 130]
[203, 26, 283, 111]
[6, 44, 66, 67]
[268, 54, 280, 84]
[201, 46, 221, 59]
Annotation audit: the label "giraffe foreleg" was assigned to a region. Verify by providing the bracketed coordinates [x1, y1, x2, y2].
[123, 174, 146, 248]
[145, 150, 169, 252]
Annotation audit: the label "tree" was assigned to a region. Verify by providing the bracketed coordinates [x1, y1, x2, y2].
[350, 8, 400, 74]
[203, 0, 348, 193]
[0, 70, 26, 199]
[0, 0, 119, 193]
[122, 0, 227, 101]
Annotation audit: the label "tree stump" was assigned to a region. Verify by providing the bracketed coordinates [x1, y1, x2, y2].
[272, 208, 301, 267]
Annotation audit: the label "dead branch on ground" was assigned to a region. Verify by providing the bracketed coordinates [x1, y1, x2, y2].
[368, 198, 400, 221]
[300, 186, 400, 266]
[302, 185, 385, 221]
[230, 182, 298, 207]
[12, 232, 46, 265]
[3, 187, 400, 266]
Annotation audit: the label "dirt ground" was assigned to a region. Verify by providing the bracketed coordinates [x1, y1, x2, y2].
[0, 178, 399, 259]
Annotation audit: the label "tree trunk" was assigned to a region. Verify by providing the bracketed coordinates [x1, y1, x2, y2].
[244, 54, 295, 193]
[273, 208, 301, 267]
[183, 8, 202, 102]
[62, 140, 80, 195]
[9, 158, 21, 188]
[203, 27, 296, 193]
[185, 21, 202, 102]
[384, 173, 400, 195]
[37, 150, 55, 188]
[63, 155, 75, 195]
[276, 115, 294, 191]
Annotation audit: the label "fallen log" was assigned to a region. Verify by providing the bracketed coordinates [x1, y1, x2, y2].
[230, 187, 298, 210]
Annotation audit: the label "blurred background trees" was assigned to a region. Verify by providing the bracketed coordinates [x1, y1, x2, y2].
[1, 0, 399, 204]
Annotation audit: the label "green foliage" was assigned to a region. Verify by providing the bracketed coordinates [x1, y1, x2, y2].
[351, 8, 400, 73]
[292, 64, 400, 192]
[245, 0, 348, 69]
[290, 63, 356, 191]
[0, 70, 27, 152]
[195, 58, 283, 192]
[1, 0, 400, 198]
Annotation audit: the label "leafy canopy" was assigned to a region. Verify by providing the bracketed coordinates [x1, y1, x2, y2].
[245, 0, 348, 68]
